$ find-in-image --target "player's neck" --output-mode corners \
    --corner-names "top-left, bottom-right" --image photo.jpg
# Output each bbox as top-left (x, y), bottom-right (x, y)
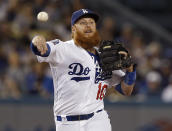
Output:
top-left (87, 48), bottom-right (96, 54)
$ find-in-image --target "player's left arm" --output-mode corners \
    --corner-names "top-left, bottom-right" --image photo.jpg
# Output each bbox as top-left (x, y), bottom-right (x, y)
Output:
top-left (115, 65), bottom-right (136, 96)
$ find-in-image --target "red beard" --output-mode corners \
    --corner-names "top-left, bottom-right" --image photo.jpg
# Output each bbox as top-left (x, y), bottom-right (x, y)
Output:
top-left (73, 29), bottom-right (101, 50)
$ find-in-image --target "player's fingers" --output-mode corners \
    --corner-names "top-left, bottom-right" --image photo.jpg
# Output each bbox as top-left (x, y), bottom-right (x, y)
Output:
top-left (32, 38), bottom-right (37, 46)
top-left (32, 35), bottom-right (47, 55)
top-left (118, 51), bottom-right (128, 56)
top-left (36, 44), bottom-right (41, 51)
top-left (41, 44), bottom-right (48, 55)
top-left (37, 45), bottom-right (44, 55)
top-left (40, 45), bottom-right (46, 55)
top-left (43, 44), bottom-right (48, 52)
top-left (32, 37), bottom-right (41, 46)
top-left (118, 51), bottom-right (128, 59)
top-left (32, 35), bottom-right (46, 46)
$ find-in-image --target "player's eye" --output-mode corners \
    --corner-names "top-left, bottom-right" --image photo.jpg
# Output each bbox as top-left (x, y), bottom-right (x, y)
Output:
top-left (90, 21), bottom-right (94, 24)
top-left (79, 21), bottom-right (94, 26)
top-left (79, 21), bottom-right (87, 25)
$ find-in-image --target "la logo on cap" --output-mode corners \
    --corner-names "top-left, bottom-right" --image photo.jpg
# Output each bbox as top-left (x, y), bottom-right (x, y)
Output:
top-left (82, 9), bottom-right (88, 14)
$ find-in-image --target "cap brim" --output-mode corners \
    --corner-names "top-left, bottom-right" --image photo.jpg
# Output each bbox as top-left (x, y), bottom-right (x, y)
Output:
top-left (75, 13), bottom-right (99, 24)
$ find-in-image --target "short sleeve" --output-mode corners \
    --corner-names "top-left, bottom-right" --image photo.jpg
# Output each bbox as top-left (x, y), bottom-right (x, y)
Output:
top-left (37, 39), bottom-right (63, 64)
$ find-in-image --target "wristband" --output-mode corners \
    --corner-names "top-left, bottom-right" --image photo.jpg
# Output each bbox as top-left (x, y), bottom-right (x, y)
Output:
top-left (124, 70), bottom-right (136, 85)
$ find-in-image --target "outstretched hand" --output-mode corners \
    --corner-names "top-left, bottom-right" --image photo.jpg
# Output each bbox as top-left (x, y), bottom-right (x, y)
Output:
top-left (32, 35), bottom-right (48, 55)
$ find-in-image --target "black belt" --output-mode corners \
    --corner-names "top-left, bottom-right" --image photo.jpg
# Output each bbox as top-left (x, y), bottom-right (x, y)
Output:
top-left (57, 109), bottom-right (103, 121)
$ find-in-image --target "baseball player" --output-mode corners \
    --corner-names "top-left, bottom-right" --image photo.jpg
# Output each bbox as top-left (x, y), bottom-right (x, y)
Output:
top-left (30, 9), bottom-right (136, 131)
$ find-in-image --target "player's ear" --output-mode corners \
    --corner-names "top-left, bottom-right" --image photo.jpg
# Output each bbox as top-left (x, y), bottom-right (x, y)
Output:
top-left (72, 26), bottom-right (75, 33)
top-left (71, 26), bottom-right (76, 38)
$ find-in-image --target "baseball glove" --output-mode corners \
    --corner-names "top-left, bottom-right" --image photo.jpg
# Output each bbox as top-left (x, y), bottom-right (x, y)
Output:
top-left (99, 40), bottom-right (133, 79)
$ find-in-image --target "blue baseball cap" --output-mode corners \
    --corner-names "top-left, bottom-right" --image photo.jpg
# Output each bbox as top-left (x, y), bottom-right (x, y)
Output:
top-left (71, 9), bottom-right (99, 26)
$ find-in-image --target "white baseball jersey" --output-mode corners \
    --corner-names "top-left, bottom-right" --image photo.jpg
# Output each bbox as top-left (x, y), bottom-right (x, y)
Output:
top-left (37, 39), bottom-right (125, 116)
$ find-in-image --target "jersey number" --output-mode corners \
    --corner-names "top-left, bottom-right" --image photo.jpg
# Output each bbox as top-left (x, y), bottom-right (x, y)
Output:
top-left (96, 83), bottom-right (107, 100)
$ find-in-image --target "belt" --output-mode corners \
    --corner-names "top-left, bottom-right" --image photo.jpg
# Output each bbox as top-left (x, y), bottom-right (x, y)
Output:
top-left (57, 109), bottom-right (103, 121)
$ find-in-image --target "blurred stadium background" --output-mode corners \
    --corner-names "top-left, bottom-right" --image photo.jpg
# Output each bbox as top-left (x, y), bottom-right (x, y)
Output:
top-left (0, 0), bottom-right (172, 130)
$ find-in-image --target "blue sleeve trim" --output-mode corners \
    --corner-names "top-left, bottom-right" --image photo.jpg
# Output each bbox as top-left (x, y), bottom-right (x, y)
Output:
top-left (30, 42), bottom-right (51, 57)
top-left (115, 84), bottom-right (124, 95)
top-left (124, 70), bottom-right (136, 85)
top-left (30, 42), bottom-right (40, 55)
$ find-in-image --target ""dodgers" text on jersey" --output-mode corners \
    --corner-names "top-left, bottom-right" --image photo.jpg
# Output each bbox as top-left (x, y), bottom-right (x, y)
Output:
top-left (68, 63), bottom-right (91, 82)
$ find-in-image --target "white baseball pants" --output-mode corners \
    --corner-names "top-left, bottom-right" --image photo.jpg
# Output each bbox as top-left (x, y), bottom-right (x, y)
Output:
top-left (54, 110), bottom-right (112, 131)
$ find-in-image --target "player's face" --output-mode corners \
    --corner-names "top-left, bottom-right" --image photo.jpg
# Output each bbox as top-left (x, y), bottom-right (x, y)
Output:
top-left (74, 17), bottom-right (96, 37)
top-left (72, 17), bottom-right (101, 50)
